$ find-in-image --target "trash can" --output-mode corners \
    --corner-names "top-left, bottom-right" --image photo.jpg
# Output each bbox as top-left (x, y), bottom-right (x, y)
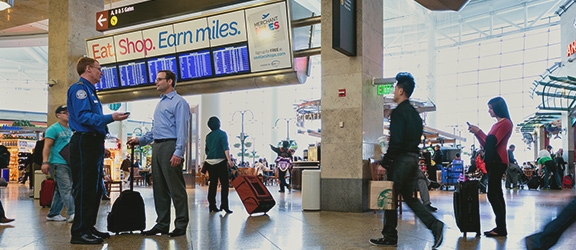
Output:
top-left (302, 169), bottom-right (321, 210)
top-left (34, 170), bottom-right (47, 199)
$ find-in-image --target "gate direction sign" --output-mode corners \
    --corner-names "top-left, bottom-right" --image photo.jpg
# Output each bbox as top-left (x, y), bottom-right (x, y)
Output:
top-left (95, 0), bottom-right (252, 32)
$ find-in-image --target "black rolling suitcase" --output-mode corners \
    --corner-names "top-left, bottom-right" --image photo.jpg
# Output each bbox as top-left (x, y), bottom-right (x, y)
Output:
top-left (107, 145), bottom-right (146, 234)
top-left (453, 180), bottom-right (480, 237)
top-left (231, 175), bottom-right (275, 215)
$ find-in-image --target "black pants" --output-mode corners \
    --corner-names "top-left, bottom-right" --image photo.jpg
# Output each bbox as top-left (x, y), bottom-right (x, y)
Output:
top-left (382, 153), bottom-right (442, 241)
top-left (0, 200), bottom-right (5, 219)
top-left (487, 162), bottom-right (507, 234)
top-left (427, 164), bottom-right (438, 182)
top-left (70, 132), bottom-right (105, 237)
top-left (279, 169), bottom-right (289, 192)
top-left (207, 161), bottom-right (230, 209)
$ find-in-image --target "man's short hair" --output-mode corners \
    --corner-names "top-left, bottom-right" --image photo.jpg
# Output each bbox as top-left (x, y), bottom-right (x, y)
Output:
top-left (77, 57), bottom-right (97, 76)
top-left (159, 70), bottom-right (177, 88)
top-left (546, 145), bottom-right (552, 149)
top-left (395, 72), bottom-right (415, 98)
top-left (509, 145), bottom-right (515, 149)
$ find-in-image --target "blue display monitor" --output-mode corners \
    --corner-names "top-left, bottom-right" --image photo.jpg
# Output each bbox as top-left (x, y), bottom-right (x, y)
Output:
top-left (212, 44), bottom-right (250, 76)
top-left (119, 60), bottom-right (148, 87)
top-left (96, 65), bottom-right (119, 90)
top-left (147, 56), bottom-right (178, 83)
top-left (179, 50), bottom-right (212, 80)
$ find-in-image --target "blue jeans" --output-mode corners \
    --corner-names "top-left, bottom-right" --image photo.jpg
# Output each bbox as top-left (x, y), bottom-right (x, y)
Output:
top-left (47, 163), bottom-right (75, 217)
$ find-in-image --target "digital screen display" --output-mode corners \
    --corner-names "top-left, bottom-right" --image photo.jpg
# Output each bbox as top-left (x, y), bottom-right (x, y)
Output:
top-left (212, 44), bottom-right (250, 76)
top-left (147, 56), bottom-right (178, 83)
top-left (95, 65), bottom-right (119, 90)
top-left (119, 60), bottom-right (148, 87)
top-left (179, 50), bottom-right (212, 80)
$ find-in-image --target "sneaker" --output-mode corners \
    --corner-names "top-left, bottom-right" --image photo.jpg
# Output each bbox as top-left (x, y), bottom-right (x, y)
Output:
top-left (67, 214), bottom-right (75, 223)
top-left (47, 214), bottom-right (67, 222)
top-left (369, 237), bottom-right (397, 246)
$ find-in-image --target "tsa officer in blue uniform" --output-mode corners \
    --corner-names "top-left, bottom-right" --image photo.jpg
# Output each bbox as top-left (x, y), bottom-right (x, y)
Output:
top-left (67, 57), bottom-right (129, 245)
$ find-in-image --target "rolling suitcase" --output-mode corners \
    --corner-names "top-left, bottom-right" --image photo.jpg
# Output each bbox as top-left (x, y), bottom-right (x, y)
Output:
top-left (453, 180), bottom-right (480, 237)
top-left (232, 175), bottom-right (275, 215)
top-left (107, 145), bottom-right (146, 234)
top-left (40, 179), bottom-right (56, 207)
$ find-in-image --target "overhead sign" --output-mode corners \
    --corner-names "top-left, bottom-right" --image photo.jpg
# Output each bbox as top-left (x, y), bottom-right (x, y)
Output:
top-left (86, 1), bottom-right (293, 91)
top-left (95, 0), bottom-right (253, 32)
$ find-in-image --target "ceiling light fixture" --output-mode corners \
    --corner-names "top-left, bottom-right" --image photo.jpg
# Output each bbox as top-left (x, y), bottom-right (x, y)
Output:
top-left (0, 0), bottom-right (14, 11)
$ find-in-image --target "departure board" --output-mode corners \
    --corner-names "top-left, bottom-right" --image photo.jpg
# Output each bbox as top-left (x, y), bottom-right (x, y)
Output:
top-left (119, 60), bottom-right (148, 87)
top-left (179, 50), bottom-right (212, 80)
top-left (212, 45), bottom-right (250, 76)
top-left (96, 65), bottom-right (119, 90)
top-left (147, 56), bottom-right (178, 83)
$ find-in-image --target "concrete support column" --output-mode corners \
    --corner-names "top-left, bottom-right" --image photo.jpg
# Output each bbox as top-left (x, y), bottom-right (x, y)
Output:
top-left (200, 93), bottom-right (221, 162)
top-left (320, 0), bottom-right (383, 212)
top-left (48, 0), bottom-right (104, 125)
top-left (565, 112), bottom-right (575, 175)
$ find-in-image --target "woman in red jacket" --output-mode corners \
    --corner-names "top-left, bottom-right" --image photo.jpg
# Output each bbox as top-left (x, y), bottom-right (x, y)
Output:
top-left (468, 97), bottom-right (513, 237)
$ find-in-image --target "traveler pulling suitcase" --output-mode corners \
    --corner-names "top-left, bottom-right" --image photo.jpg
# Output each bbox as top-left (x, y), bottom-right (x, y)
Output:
top-left (107, 145), bottom-right (146, 234)
top-left (232, 175), bottom-right (275, 215)
top-left (453, 180), bottom-right (480, 237)
top-left (40, 179), bottom-right (56, 207)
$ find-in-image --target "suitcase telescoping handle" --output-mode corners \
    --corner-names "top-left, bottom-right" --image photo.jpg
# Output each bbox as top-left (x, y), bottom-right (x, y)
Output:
top-left (130, 144), bottom-right (135, 191)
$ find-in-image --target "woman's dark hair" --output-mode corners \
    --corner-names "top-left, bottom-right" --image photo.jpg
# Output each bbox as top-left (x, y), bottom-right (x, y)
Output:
top-left (488, 97), bottom-right (511, 121)
top-left (207, 116), bottom-right (220, 131)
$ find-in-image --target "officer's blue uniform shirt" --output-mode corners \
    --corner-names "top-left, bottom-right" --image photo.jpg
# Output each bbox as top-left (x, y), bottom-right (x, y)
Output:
top-left (67, 77), bottom-right (114, 135)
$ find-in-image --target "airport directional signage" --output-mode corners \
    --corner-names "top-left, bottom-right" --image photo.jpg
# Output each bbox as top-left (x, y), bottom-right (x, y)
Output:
top-left (96, 0), bottom-right (252, 32)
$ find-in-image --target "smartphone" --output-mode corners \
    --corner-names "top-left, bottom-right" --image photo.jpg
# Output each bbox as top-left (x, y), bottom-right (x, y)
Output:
top-left (124, 112), bottom-right (130, 115)
top-left (466, 122), bottom-right (471, 126)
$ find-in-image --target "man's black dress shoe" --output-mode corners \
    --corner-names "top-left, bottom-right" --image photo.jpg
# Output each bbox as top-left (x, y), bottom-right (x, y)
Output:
top-left (369, 237), bottom-right (397, 246)
top-left (432, 221), bottom-right (444, 249)
top-left (142, 226), bottom-right (169, 236)
top-left (70, 234), bottom-right (103, 244)
top-left (168, 228), bottom-right (186, 237)
top-left (91, 228), bottom-right (110, 239)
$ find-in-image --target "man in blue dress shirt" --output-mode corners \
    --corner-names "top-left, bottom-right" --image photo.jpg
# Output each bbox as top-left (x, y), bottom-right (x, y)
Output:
top-left (128, 70), bottom-right (191, 238)
top-left (67, 57), bottom-right (129, 244)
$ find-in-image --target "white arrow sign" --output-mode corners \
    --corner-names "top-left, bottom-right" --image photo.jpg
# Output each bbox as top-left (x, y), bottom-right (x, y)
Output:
top-left (98, 14), bottom-right (107, 27)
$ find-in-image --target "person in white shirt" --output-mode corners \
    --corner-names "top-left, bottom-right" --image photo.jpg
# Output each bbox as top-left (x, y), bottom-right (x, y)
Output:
top-left (254, 159), bottom-right (270, 183)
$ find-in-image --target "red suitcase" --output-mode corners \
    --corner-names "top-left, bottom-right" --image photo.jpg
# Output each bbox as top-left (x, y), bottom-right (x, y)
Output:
top-left (40, 179), bottom-right (56, 207)
top-left (231, 175), bottom-right (275, 215)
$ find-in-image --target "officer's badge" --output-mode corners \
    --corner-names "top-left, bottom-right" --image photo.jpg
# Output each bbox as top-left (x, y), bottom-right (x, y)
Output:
top-left (76, 90), bottom-right (87, 100)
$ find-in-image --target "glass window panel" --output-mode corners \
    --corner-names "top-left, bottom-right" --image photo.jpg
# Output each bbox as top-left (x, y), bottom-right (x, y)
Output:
top-left (479, 41), bottom-right (501, 56)
top-left (501, 37), bottom-right (525, 53)
top-left (478, 68), bottom-right (500, 83)
top-left (459, 44), bottom-right (480, 60)
top-left (501, 64), bottom-right (524, 80)
top-left (524, 61), bottom-right (548, 78)
top-left (501, 51), bottom-right (524, 66)
top-left (457, 84), bottom-right (479, 99)
top-left (459, 58), bottom-right (479, 72)
top-left (525, 33), bottom-right (549, 49)
top-left (524, 47), bottom-right (549, 63)
top-left (478, 81), bottom-right (500, 97)
top-left (458, 71), bottom-right (478, 85)
top-left (479, 54), bottom-right (501, 70)
top-left (500, 79), bottom-right (523, 95)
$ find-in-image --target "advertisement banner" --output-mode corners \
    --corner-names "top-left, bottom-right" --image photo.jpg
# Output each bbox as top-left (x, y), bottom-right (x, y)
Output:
top-left (206, 10), bottom-right (248, 47)
top-left (114, 31), bottom-right (147, 62)
top-left (244, 2), bottom-right (292, 72)
top-left (87, 37), bottom-right (117, 65)
top-left (173, 18), bottom-right (211, 52)
top-left (142, 25), bottom-right (177, 58)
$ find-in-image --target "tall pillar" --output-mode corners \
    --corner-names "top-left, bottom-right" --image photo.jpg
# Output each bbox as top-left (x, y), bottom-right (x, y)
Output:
top-left (563, 112), bottom-right (575, 175)
top-left (321, 0), bottom-right (383, 212)
top-left (200, 94), bottom-right (221, 163)
top-left (48, 0), bottom-right (104, 125)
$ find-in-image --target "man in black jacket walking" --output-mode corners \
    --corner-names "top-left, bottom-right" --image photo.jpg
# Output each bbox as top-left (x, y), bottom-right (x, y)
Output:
top-left (370, 72), bottom-right (444, 249)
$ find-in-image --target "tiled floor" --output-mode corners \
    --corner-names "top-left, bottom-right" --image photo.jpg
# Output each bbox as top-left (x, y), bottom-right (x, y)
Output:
top-left (0, 181), bottom-right (575, 249)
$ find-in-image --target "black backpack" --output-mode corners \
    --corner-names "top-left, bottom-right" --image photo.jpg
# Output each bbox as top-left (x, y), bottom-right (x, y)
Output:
top-left (0, 145), bottom-right (10, 169)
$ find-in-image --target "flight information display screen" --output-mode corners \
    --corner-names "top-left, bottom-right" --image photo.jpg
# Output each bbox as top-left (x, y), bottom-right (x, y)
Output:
top-left (179, 50), bottom-right (212, 80)
top-left (119, 60), bottom-right (148, 87)
top-left (212, 44), bottom-right (250, 76)
top-left (95, 65), bottom-right (119, 90)
top-left (147, 56), bottom-right (178, 83)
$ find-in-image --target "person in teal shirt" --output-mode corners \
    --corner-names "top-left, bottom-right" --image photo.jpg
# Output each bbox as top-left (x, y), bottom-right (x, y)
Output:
top-left (41, 105), bottom-right (75, 223)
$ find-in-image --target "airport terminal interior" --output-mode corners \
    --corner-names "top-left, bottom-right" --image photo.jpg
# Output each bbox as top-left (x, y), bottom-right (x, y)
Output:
top-left (1, 0), bottom-right (576, 249)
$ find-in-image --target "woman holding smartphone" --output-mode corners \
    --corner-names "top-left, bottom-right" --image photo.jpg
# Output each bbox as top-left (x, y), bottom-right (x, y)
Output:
top-left (468, 97), bottom-right (513, 237)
